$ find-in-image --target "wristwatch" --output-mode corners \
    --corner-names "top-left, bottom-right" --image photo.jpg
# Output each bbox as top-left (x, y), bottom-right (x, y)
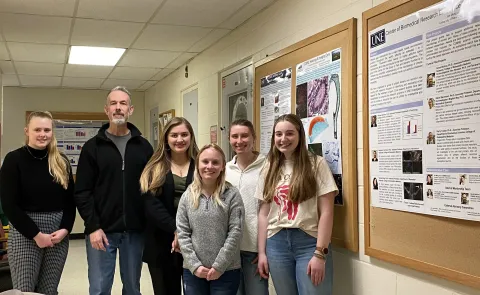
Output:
top-left (316, 246), bottom-right (329, 255)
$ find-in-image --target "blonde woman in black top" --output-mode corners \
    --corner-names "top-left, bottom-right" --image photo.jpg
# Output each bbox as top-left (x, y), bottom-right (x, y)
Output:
top-left (0, 111), bottom-right (75, 294)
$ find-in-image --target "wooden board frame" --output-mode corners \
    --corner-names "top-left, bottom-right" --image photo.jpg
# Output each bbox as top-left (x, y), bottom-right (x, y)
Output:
top-left (254, 19), bottom-right (358, 252)
top-left (26, 111), bottom-right (107, 122)
top-left (363, 0), bottom-right (480, 289)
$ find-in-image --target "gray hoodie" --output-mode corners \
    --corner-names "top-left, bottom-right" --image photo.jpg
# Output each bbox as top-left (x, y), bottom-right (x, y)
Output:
top-left (176, 184), bottom-right (245, 274)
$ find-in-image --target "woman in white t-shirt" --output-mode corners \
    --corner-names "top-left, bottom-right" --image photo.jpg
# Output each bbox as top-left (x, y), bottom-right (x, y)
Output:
top-left (256, 114), bottom-right (338, 295)
top-left (225, 119), bottom-right (269, 295)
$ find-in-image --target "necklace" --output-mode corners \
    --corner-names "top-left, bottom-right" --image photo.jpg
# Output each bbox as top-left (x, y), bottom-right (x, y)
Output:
top-left (171, 161), bottom-right (189, 177)
top-left (24, 146), bottom-right (48, 160)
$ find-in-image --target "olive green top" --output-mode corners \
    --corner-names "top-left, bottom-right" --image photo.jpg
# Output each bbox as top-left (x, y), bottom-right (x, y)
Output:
top-left (173, 174), bottom-right (187, 209)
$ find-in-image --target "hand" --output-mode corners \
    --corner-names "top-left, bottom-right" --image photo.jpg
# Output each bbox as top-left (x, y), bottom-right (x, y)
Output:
top-left (171, 232), bottom-right (181, 253)
top-left (89, 229), bottom-right (109, 251)
top-left (33, 232), bottom-right (53, 248)
top-left (257, 253), bottom-right (269, 279)
top-left (194, 266), bottom-right (210, 279)
top-left (252, 255), bottom-right (260, 276)
top-left (51, 229), bottom-right (69, 244)
top-left (307, 256), bottom-right (326, 286)
top-left (206, 268), bottom-right (221, 281)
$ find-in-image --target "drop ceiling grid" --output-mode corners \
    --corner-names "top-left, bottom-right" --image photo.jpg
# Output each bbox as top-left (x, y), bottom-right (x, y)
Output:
top-left (0, 0), bottom-right (276, 90)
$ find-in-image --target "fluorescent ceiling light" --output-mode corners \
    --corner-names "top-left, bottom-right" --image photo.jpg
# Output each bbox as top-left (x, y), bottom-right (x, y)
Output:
top-left (68, 46), bottom-right (126, 66)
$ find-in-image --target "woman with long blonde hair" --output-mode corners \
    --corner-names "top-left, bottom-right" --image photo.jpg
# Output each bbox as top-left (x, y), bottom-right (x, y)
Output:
top-left (176, 144), bottom-right (245, 295)
top-left (0, 111), bottom-right (75, 294)
top-left (256, 114), bottom-right (338, 295)
top-left (140, 117), bottom-right (198, 295)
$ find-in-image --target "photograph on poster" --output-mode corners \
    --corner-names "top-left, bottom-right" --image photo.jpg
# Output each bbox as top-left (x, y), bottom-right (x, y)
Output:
top-left (229, 91), bottom-right (249, 122)
top-left (459, 174), bottom-right (467, 185)
top-left (426, 131), bottom-right (436, 144)
top-left (402, 150), bottom-right (423, 174)
top-left (373, 178), bottom-right (378, 190)
top-left (296, 83), bottom-right (308, 118)
top-left (426, 73), bottom-right (435, 88)
top-left (372, 150), bottom-right (378, 162)
top-left (427, 189), bottom-right (433, 198)
top-left (461, 193), bottom-right (469, 205)
top-left (308, 143), bottom-right (323, 156)
top-left (427, 98), bottom-right (435, 109)
top-left (371, 115), bottom-right (377, 127)
top-left (307, 76), bottom-right (329, 116)
top-left (403, 182), bottom-right (423, 201)
top-left (426, 174), bottom-right (433, 185)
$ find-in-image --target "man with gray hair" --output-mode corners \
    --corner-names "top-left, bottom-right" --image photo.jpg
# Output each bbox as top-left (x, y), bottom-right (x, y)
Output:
top-left (75, 86), bottom-right (153, 295)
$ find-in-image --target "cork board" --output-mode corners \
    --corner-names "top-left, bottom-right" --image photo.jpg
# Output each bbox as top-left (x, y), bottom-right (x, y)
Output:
top-left (254, 19), bottom-right (358, 252)
top-left (363, 0), bottom-right (480, 289)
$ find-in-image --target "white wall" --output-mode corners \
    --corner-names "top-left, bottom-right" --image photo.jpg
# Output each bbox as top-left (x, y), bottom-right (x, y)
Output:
top-left (3, 87), bottom-right (145, 159)
top-left (144, 0), bottom-right (479, 294)
top-left (2, 86), bottom-right (146, 234)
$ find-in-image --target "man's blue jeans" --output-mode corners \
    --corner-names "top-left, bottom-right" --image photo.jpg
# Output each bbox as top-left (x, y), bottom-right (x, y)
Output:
top-left (266, 229), bottom-right (333, 295)
top-left (86, 231), bottom-right (144, 295)
top-left (236, 251), bottom-right (269, 295)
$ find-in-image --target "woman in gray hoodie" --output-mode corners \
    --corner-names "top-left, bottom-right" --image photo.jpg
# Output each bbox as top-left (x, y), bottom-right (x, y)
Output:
top-left (176, 143), bottom-right (245, 295)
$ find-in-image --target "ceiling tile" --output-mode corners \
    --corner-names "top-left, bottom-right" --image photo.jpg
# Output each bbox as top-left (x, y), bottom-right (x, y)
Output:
top-left (0, 13), bottom-right (71, 44)
top-left (133, 24), bottom-right (211, 51)
top-left (219, 0), bottom-right (274, 29)
top-left (77, 0), bottom-right (163, 22)
top-left (1, 74), bottom-right (19, 86)
top-left (152, 0), bottom-right (249, 27)
top-left (62, 77), bottom-right (105, 88)
top-left (189, 29), bottom-right (230, 52)
top-left (0, 0), bottom-right (76, 16)
top-left (166, 52), bottom-right (197, 70)
top-left (15, 61), bottom-right (64, 76)
top-left (0, 42), bottom-right (10, 60)
top-left (110, 67), bottom-right (159, 80)
top-left (19, 75), bottom-right (61, 87)
top-left (8, 42), bottom-right (67, 63)
top-left (0, 61), bottom-right (15, 74)
top-left (102, 79), bottom-right (145, 90)
top-left (151, 68), bottom-right (175, 80)
top-left (119, 50), bottom-right (180, 68)
top-left (71, 19), bottom-right (144, 48)
top-left (64, 64), bottom-right (113, 78)
top-left (138, 80), bottom-right (157, 90)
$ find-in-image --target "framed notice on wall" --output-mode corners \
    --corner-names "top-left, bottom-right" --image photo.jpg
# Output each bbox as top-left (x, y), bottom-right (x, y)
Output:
top-left (363, 0), bottom-right (480, 289)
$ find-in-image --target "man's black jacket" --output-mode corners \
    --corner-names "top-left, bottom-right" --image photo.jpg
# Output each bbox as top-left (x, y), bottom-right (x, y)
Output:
top-left (74, 123), bottom-right (153, 234)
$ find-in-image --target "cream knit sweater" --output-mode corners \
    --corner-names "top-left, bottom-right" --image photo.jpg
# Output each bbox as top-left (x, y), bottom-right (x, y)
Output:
top-left (225, 153), bottom-right (266, 253)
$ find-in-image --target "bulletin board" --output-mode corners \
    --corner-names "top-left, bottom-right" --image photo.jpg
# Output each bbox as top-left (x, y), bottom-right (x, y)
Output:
top-left (26, 111), bottom-right (108, 175)
top-left (363, 0), bottom-right (480, 289)
top-left (254, 19), bottom-right (358, 252)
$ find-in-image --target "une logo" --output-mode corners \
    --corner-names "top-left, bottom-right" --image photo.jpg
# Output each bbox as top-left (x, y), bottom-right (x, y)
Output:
top-left (370, 29), bottom-right (386, 48)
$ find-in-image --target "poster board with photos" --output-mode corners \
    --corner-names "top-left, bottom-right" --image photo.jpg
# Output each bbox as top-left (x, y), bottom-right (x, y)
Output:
top-left (363, 0), bottom-right (480, 289)
top-left (26, 111), bottom-right (108, 176)
top-left (157, 109), bottom-right (175, 139)
top-left (254, 19), bottom-right (358, 252)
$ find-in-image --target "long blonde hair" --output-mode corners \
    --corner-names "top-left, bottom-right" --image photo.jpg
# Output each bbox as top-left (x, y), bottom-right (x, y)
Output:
top-left (140, 117), bottom-right (198, 194)
top-left (262, 114), bottom-right (317, 203)
top-left (25, 111), bottom-right (70, 189)
top-left (188, 144), bottom-right (229, 209)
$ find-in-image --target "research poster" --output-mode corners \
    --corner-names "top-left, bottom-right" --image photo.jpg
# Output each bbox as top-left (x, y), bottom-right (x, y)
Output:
top-left (296, 48), bottom-right (343, 205)
top-left (368, 1), bottom-right (480, 221)
top-left (259, 68), bottom-right (292, 154)
top-left (55, 121), bottom-right (104, 174)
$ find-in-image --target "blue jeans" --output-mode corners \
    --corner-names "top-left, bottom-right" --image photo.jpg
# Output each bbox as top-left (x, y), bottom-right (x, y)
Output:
top-left (236, 251), bottom-right (269, 295)
top-left (266, 229), bottom-right (333, 295)
top-left (183, 268), bottom-right (241, 295)
top-left (86, 232), bottom-right (144, 295)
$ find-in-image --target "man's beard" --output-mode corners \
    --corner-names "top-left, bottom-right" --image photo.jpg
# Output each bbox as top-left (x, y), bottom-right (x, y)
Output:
top-left (112, 117), bottom-right (126, 125)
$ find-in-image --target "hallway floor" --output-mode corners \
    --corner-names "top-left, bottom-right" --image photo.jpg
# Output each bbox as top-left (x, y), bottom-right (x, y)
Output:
top-left (58, 239), bottom-right (154, 294)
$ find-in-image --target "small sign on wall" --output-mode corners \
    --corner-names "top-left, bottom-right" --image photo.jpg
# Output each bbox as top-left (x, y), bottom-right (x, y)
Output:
top-left (210, 125), bottom-right (217, 144)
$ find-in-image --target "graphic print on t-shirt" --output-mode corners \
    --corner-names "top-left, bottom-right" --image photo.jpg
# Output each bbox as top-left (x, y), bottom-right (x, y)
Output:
top-left (273, 185), bottom-right (299, 221)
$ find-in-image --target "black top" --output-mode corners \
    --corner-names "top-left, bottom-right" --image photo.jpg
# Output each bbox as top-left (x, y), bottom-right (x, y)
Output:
top-left (0, 145), bottom-right (76, 239)
top-left (74, 123), bottom-right (153, 235)
top-left (142, 159), bottom-right (195, 266)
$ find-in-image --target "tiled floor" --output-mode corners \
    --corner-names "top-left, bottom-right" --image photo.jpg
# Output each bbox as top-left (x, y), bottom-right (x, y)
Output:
top-left (58, 239), bottom-right (154, 294)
